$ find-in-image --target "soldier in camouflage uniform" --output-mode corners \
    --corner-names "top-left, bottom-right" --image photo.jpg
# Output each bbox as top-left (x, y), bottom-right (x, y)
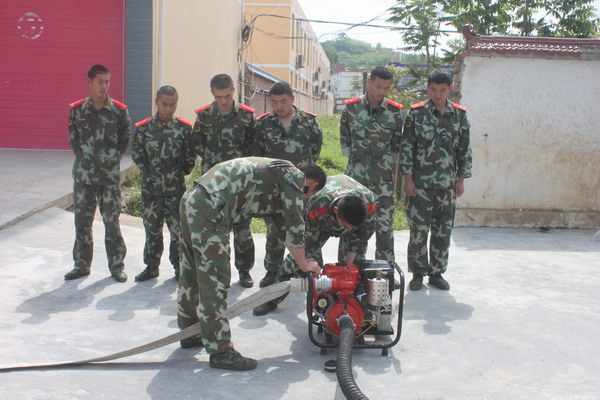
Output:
top-left (193, 74), bottom-right (256, 288)
top-left (254, 167), bottom-right (378, 316)
top-left (177, 157), bottom-right (321, 370)
top-left (400, 70), bottom-right (472, 291)
top-left (65, 64), bottom-right (131, 282)
top-left (340, 66), bottom-right (404, 263)
top-left (254, 81), bottom-right (322, 287)
top-left (132, 86), bottom-right (196, 282)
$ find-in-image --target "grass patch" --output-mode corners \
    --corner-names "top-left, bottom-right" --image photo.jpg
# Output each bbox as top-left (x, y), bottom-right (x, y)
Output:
top-left (122, 115), bottom-right (408, 231)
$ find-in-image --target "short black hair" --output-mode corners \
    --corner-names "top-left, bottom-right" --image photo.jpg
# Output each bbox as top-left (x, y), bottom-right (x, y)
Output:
top-left (88, 64), bottom-right (110, 80)
top-left (210, 74), bottom-right (234, 90)
top-left (337, 195), bottom-right (367, 227)
top-left (156, 85), bottom-right (178, 98)
top-left (269, 81), bottom-right (294, 97)
top-left (427, 70), bottom-right (452, 86)
top-left (370, 66), bottom-right (393, 81)
top-left (300, 164), bottom-right (326, 191)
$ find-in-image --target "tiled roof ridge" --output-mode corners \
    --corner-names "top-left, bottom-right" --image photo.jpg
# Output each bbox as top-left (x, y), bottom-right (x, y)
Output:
top-left (461, 25), bottom-right (600, 57)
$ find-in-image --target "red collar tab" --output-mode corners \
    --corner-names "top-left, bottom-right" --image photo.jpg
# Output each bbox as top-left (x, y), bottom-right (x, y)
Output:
top-left (256, 112), bottom-right (270, 121)
top-left (410, 101), bottom-right (427, 109)
top-left (239, 104), bottom-right (255, 113)
top-left (344, 97), bottom-right (361, 105)
top-left (451, 102), bottom-right (467, 111)
top-left (69, 99), bottom-right (85, 108)
top-left (366, 203), bottom-right (378, 213)
top-left (307, 207), bottom-right (329, 220)
top-left (386, 99), bottom-right (404, 109)
top-left (303, 110), bottom-right (318, 117)
top-left (134, 117), bottom-right (152, 127)
top-left (177, 116), bottom-right (193, 126)
top-left (195, 104), bottom-right (211, 114)
top-left (112, 99), bottom-right (127, 110)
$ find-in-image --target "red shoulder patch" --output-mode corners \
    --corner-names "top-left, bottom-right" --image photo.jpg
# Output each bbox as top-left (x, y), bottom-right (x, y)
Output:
top-left (307, 207), bottom-right (329, 220)
top-left (256, 112), bottom-right (270, 121)
top-left (69, 99), bottom-right (85, 108)
top-left (410, 101), bottom-right (427, 109)
top-left (239, 104), bottom-right (255, 113)
top-left (386, 99), bottom-right (404, 109)
top-left (451, 102), bottom-right (467, 111)
top-left (134, 117), bottom-right (152, 128)
top-left (195, 104), bottom-right (211, 114)
top-left (303, 110), bottom-right (318, 117)
top-left (366, 203), bottom-right (378, 213)
top-left (112, 100), bottom-right (127, 110)
top-left (344, 97), bottom-right (361, 105)
top-left (177, 116), bottom-right (193, 126)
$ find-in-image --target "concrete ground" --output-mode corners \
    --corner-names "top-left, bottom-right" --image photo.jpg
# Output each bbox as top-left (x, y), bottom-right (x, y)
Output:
top-left (0, 150), bottom-right (599, 400)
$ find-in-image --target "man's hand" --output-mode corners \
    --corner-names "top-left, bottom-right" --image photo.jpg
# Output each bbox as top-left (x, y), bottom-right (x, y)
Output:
top-left (300, 258), bottom-right (321, 277)
top-left (403, 174), bottom-right (416, 197)
top-left (288, 248), bottom-right (321, 277)
top-left (456, 177), bottom-right (465, 197)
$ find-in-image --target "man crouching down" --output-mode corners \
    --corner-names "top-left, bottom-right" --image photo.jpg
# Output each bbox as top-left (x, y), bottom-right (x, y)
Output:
top-left (253, 167), bottom-right (377, 316)
top-left (177, 157), bottom-right (321, 371)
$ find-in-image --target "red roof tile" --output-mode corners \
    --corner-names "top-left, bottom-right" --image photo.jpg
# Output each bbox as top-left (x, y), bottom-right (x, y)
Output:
top-left (461, 25), bottom-right (600, 57)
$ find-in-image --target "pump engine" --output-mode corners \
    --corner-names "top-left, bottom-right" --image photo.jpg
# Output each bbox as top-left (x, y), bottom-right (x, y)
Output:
top-left (304, 260), bottom-right (404, 356)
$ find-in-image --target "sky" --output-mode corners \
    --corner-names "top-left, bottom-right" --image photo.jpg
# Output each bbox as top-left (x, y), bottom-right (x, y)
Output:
top-left (297, 0), bottom-right (600, 50)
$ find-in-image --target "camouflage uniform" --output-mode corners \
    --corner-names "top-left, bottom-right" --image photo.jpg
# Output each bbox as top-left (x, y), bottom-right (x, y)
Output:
top-left (340, 95), bottom-right (404, 262)
top-left (67, 96), bottom-right (131, 274)
top-left (192, 102), bottom-right (256, 273)
top-left (277, 174), bottom-right (377, 284)
top-left (400, 99), bottom-right (472, 276)
top-left (132, 114), bottom-right (196, 275)
top-left (254, 107), bottom-right (322, 274)
top-left (177, 157), bottom-right (306, 354)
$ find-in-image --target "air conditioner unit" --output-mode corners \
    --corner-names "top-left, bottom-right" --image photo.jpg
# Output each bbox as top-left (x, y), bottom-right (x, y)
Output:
top-left (296, 54), bottom-right (305, 68)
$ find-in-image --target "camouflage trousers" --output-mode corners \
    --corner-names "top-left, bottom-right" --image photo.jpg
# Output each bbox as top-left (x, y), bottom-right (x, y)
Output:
top-left (202, 165), bottom-right (254, 272)
top-left (141, 189), bottom-right (182, 270)
top-left (72, 182), bottom-right (126, 271)
top-left (370, 184), bottom-right (395, 263)
top-left (406, 187), bottom-right (456, 275)
top-left (263, 217), bottom-right (285, 273)
top-left (232, 218), bottom-right (255, 272)
top-left (267, 229), bottom-right (367, 307)
top-left (177, 185), bottom-right (234, 354)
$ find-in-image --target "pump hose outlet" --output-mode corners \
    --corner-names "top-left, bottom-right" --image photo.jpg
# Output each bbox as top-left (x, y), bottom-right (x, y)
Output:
top-left (336, 314), bottom-right (369, 400)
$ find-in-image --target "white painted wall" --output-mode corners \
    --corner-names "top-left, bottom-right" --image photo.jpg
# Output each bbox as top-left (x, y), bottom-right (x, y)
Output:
top-left (457, 55), bottom-right (600, 228)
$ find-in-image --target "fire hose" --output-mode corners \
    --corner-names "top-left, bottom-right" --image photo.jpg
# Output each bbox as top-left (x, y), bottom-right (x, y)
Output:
top-left (337, 315), bottom-right (369, 400)
top-left (0, 280), bottom-right (292, 372)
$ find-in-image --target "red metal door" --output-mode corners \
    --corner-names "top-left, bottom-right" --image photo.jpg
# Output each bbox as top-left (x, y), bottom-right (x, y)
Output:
top-left (0, 0), bottom-right (125, 150)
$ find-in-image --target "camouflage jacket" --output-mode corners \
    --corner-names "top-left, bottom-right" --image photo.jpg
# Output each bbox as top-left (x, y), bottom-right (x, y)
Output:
top-left (400, 99), bottom-right (472, 189)
top-left (192, 101), bottom-right (256, 174)
top-left (132, 114), bottom-right (196, 196)
top-left (253, 106), bottom-right (322, 168)
top-left (305, 175), bottom-right (377, 255)
top-left (340, 95), bottom-right (404, 188)
top-left (68, 96), bottom-right (131, 185)
top-left (196, 157), bottom-right (306, 248)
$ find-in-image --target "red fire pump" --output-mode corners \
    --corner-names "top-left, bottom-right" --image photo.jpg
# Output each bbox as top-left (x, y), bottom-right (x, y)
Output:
top-left (305, 260), bottom-right (404, 356)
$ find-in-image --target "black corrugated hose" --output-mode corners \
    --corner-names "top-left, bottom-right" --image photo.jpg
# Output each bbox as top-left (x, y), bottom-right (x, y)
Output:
top-left (336, 315), bottom-right (369, 400)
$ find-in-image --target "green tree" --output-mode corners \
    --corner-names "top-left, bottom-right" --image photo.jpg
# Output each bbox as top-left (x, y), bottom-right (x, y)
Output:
top-left (437, 0), bottom-right (599, 37)
top-left (388, 0), bottom-right (447, 65)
